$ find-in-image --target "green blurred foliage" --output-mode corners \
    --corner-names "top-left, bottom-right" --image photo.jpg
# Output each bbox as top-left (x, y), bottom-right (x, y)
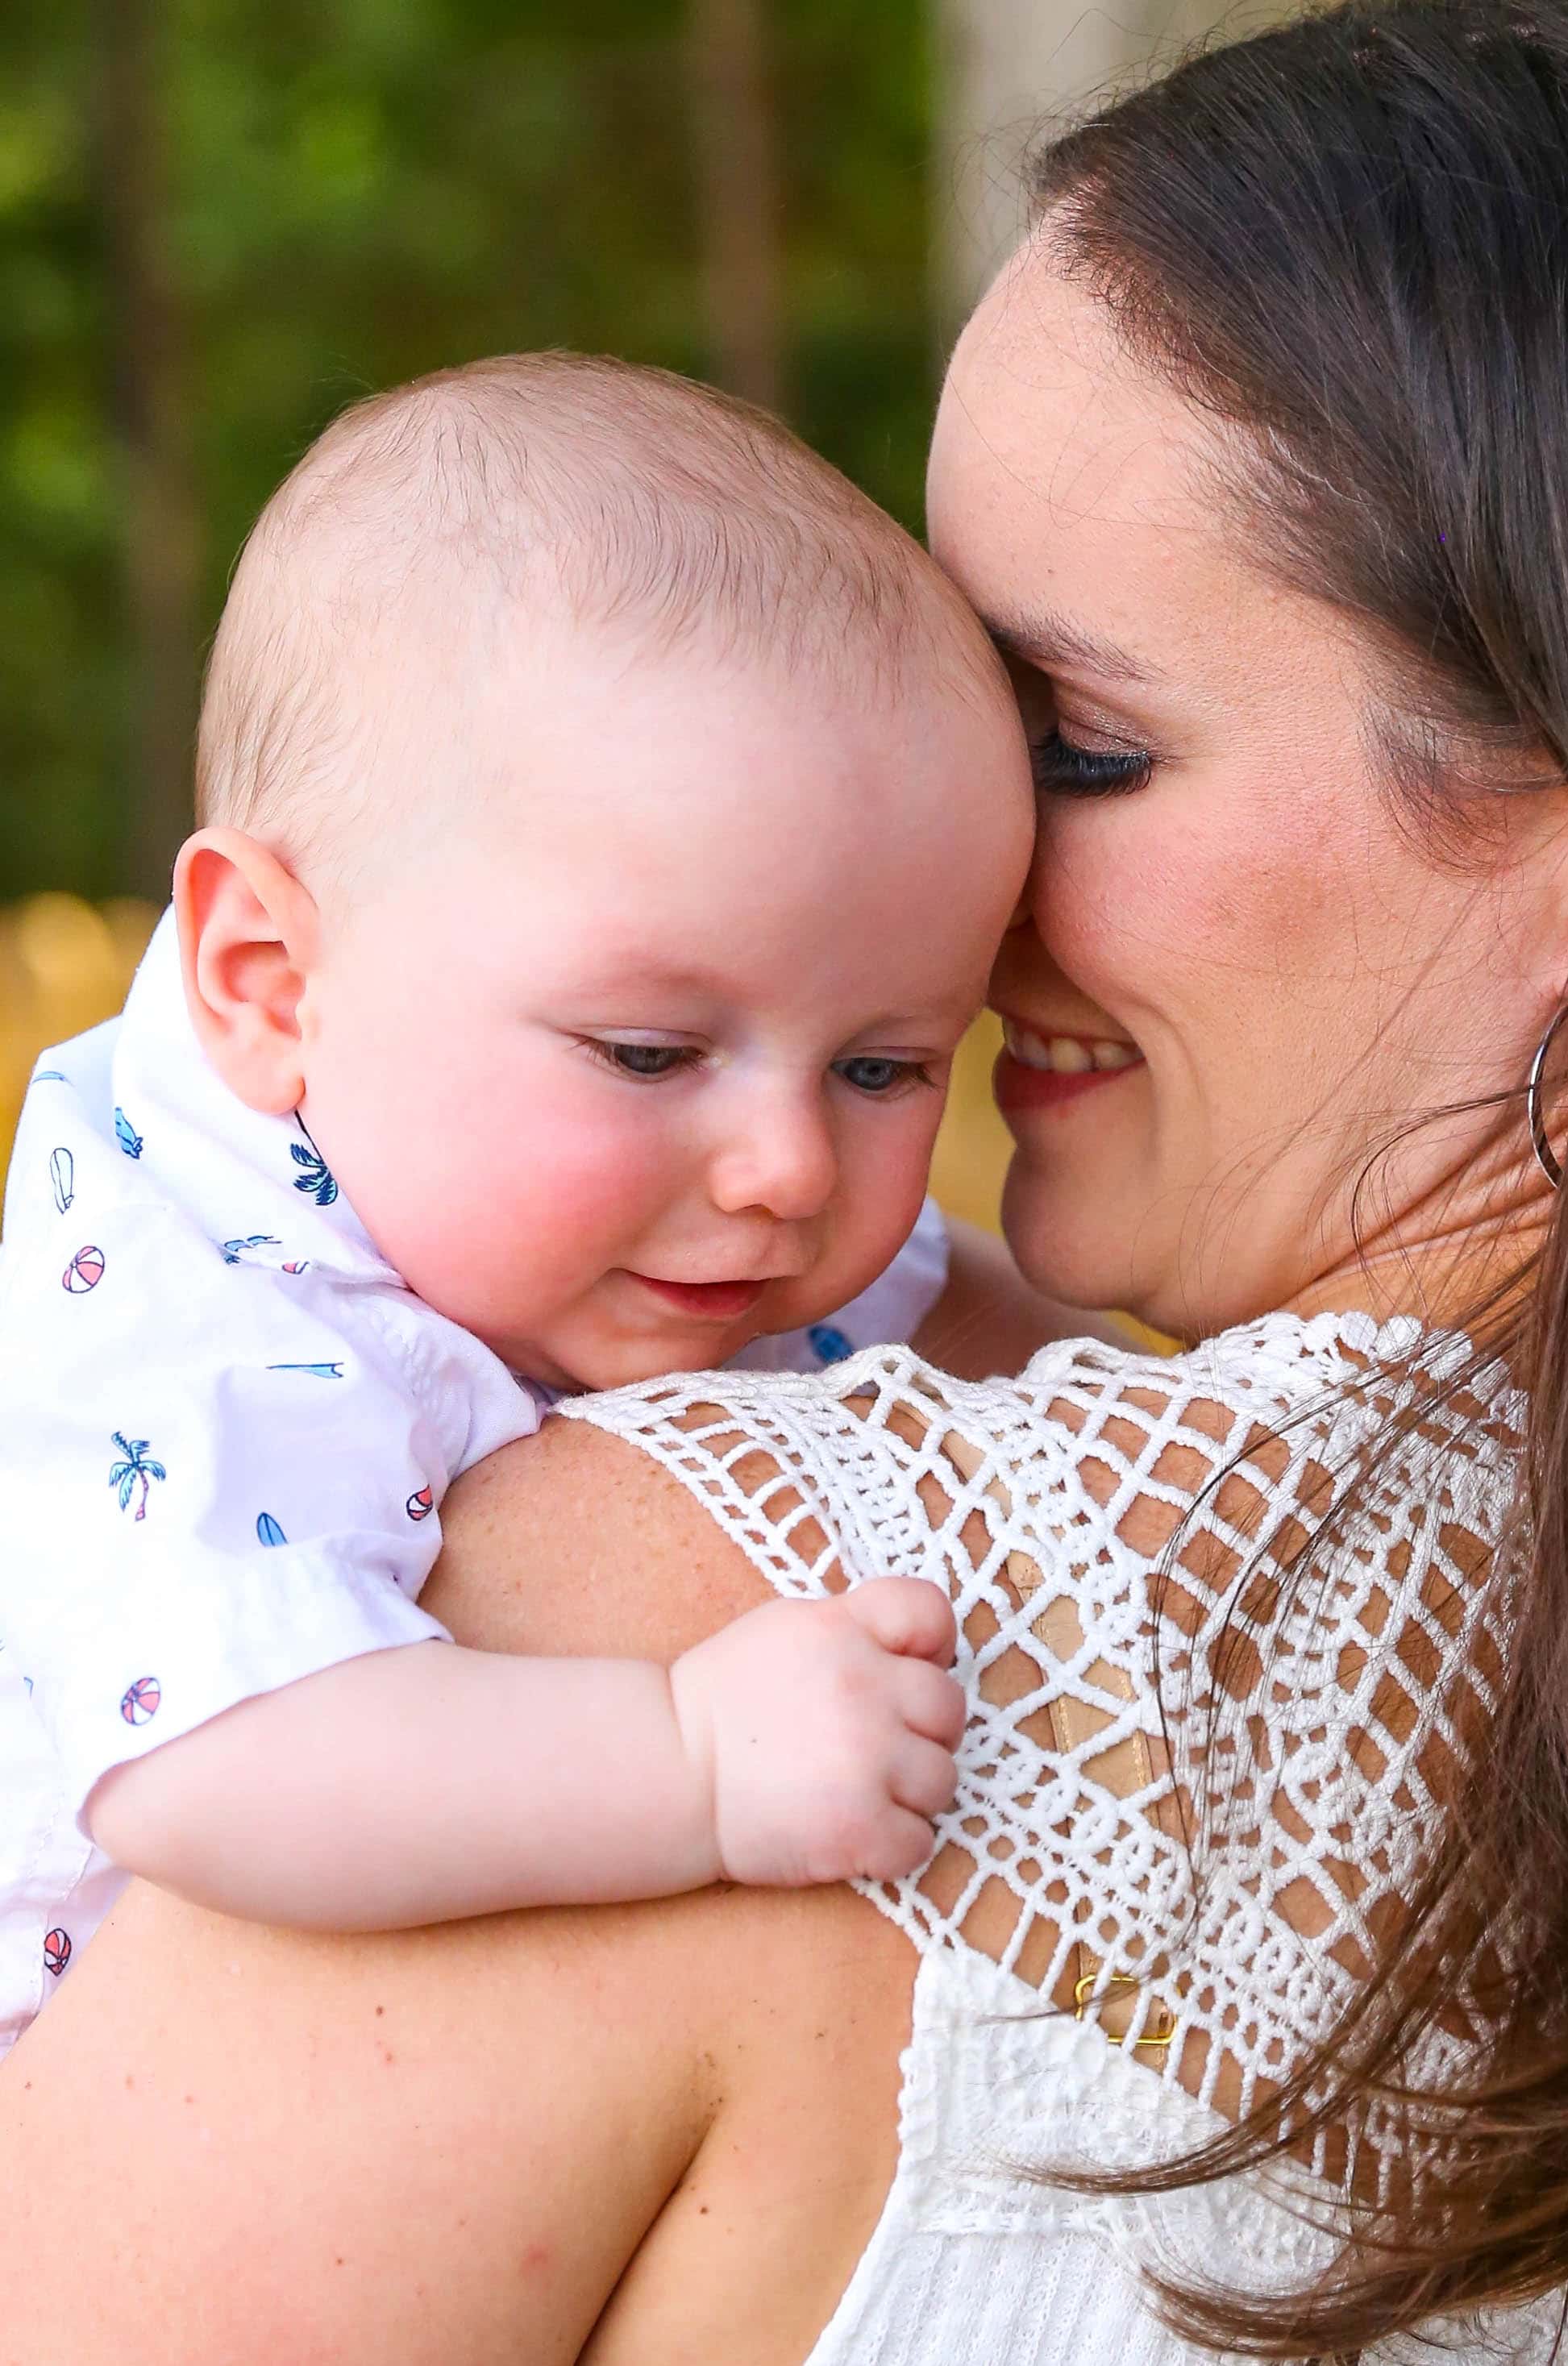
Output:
top-left (0, 0), bottom-right (934, 901)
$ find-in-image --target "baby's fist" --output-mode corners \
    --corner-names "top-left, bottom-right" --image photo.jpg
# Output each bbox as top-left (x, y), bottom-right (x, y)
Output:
top-left (670, 1577), bottom-right (965, 1889)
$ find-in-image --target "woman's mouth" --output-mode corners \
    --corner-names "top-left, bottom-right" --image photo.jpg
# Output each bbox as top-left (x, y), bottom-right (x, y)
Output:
top-left (994, 1021), bottom-right (1144, 1114)
top-left (626, 1274), bottom-right (767, 1321)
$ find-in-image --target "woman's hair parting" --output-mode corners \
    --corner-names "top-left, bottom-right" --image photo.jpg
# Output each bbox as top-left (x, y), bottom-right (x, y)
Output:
top-left (1029, 1), bottom-right (1568, 2352)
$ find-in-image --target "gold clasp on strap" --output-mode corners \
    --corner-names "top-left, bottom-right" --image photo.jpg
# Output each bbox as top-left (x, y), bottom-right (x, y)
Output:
top-left (1073, 1970), bottom-right (1176, 2053)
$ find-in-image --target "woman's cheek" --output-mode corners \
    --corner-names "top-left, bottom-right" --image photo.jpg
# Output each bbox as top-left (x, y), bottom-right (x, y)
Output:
top-left (1038, 798), bottom-right (1289, 1023)
top-left (1037, 852), bottom-right (1188, 1020)
top-left (1033, 809), bottom-right (1174, 983)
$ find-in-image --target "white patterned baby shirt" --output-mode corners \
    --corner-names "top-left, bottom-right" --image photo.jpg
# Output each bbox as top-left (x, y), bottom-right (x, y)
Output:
top-left (0, 909), bottom-right (946, 2055)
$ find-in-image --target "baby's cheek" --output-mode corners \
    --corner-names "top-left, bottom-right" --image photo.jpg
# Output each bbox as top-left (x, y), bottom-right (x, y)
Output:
top-left (329, 1061), bottom-right (671, 1331)
top-left (504, 1112), bottom-right (673, 1272)
top-left (826, 1102), bottom-right (940, 1288)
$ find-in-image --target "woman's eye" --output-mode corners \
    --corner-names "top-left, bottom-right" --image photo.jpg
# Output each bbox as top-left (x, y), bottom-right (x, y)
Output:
top-left (1029, 729), bottom-right (1152, 798)
top-left (834, 1055), bottom-right (929, 1096)
top-left (589, 1042), bottom-right (694, 1079)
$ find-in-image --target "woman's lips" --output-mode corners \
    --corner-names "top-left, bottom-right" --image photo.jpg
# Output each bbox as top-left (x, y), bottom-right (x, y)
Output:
top-left (628, 1274), bottom-right (767, 1321)
top-left (994, 1020), bottom-right (1145, 1116)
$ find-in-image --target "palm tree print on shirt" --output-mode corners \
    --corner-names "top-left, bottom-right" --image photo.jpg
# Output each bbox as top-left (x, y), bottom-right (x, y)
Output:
top-left (109, 1432), bottom-right (166, 1521)
top-left (289, 1121), bottom-right (337, 1207)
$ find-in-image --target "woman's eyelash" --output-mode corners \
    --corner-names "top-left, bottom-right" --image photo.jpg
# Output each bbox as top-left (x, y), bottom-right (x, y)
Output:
top-left (1029, 730), bottom-right (1152, 798)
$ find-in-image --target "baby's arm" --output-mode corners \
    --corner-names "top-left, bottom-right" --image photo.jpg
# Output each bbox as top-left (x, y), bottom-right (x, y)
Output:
top-left (87, 1576), bottom-right (963, 1927)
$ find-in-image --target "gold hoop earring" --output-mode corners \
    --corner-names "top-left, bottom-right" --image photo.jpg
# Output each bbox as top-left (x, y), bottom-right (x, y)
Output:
top-left (1527, 1000), bottom-right (1568, 1190)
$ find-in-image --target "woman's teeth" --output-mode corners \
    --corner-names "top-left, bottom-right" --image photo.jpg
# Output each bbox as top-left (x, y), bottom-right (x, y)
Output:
top-left (1002, 1023), bottom-right (1139, 1075)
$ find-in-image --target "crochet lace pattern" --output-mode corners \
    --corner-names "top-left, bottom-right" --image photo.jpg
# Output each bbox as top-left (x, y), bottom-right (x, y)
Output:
top-left (561, 1308), bottom-right (1526, 2196)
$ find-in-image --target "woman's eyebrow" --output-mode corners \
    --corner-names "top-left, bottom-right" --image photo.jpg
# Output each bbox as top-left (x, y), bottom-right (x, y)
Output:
top-left (982, 606), bottom-right (1159, 686)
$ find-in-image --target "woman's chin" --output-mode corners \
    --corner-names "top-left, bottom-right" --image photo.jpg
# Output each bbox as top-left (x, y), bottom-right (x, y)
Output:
top-left (1007, 1211), bottom-right (1140, 1324)
top-left (1001, 1173), bottom-right (1292, 1345)
top-left (999, 1162), bottom-right (1150, 1316)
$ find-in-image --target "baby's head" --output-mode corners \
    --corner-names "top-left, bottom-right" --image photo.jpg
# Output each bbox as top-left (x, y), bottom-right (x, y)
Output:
top-left (178, 355), bottom-right (1032, 1387)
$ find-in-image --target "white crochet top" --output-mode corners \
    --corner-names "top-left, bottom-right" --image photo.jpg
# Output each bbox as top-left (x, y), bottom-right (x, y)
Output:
top-left (561, 1309), bottom-right (1560, 2364)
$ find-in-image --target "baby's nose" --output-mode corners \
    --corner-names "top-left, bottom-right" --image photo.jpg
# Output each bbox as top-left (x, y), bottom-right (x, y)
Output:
top-left (707, 1097), bottom-right (837, 1223)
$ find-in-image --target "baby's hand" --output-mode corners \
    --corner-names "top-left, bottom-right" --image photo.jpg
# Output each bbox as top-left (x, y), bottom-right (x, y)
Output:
top-left (669, 1577), bottom-right (965, 1887)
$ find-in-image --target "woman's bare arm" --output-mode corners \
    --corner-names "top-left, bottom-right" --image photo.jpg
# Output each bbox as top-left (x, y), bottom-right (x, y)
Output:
top-left (0, 1420), bottom-right (913, 2366)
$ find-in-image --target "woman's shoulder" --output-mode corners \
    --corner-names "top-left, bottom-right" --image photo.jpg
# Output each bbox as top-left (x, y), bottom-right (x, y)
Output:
top-left (555, 1304), bottom-right (1505, 1597)
top-left (1017, 1301), bottom-right (1474, 1408)
top-left (550, 1304), bottom-right (1529, 2267)
top-left (565, 1302), bottom-right (1467, 1444)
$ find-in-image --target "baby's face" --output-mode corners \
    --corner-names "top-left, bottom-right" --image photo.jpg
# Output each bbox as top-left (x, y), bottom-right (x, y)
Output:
top-left (294, 630), bottom-right (1032, 1388)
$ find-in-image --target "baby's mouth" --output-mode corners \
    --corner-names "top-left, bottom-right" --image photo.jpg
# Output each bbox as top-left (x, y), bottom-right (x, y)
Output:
top-left (626, 1273), bottom-right (767, 1321)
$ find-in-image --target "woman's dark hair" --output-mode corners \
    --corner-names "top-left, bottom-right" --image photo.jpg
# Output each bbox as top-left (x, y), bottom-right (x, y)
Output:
top-left (1028, 1), bottom-right (1568, 2351)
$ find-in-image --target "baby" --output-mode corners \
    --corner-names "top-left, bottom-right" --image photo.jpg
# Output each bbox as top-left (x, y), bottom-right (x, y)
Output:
top-left (0, 355), bottom-right (1033, 2044)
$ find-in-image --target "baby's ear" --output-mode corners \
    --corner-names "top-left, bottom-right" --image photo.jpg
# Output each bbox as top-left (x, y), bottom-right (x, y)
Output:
top-left (173, 830), bottom-right (320, 1116)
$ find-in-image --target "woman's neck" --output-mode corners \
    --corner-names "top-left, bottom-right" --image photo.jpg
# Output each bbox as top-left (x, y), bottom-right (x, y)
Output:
top-left (1285, 1192), bottom-right (1551, 1340)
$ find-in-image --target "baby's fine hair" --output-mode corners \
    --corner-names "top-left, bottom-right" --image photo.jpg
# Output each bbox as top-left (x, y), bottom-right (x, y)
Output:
top-left (196, 351), bottom-right (1000, 859)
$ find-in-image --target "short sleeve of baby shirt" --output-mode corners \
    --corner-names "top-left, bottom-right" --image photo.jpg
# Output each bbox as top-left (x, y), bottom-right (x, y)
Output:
top-left (0, 956), bottom-right (542, 1830)
top-left (732, 1196), bottom-right (948, 1374)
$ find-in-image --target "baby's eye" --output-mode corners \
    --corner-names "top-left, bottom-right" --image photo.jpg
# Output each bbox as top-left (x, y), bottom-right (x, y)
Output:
top-left (589, 1041), bottom-right (696, 1080)
top-left (834, 1055), bottom-right (930, 1096)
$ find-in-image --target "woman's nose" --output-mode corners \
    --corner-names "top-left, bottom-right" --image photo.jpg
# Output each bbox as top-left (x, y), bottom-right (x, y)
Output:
top-left (707, 1095), bottom-right (838, 1223)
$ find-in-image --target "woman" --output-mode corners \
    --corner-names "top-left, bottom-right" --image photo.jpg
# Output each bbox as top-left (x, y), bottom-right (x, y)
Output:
top-left (6, 1), bottom-right (1568, 2355)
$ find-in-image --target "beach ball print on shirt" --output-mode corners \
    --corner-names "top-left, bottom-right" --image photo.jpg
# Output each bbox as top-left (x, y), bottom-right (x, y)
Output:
top-left (406, 1487), bottom-right (434, 1523)
top-left (43, 1928), bottom-right (71, 1977)
top-left (119, 1676), bottom-right (160, 1726)
top-left (62, 1245), bottom-right (105, 1295)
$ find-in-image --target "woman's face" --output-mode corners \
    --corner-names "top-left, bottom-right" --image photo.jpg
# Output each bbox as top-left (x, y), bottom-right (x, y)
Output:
top-left (927, 242), bottom-right (1567, 1338)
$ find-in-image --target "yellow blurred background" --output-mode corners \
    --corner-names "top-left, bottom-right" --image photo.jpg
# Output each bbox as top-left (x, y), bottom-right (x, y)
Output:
top-left (0, 898), bottom-right (160, 1169)
top-left (0, 896), bottom-right (1015, 1233)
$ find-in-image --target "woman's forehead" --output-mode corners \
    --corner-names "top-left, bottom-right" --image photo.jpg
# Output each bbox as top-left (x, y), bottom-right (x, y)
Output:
top-left (925, 241), bottom-right (1330, 708)
top-left (930, 249), bottom-right (1215, 577)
